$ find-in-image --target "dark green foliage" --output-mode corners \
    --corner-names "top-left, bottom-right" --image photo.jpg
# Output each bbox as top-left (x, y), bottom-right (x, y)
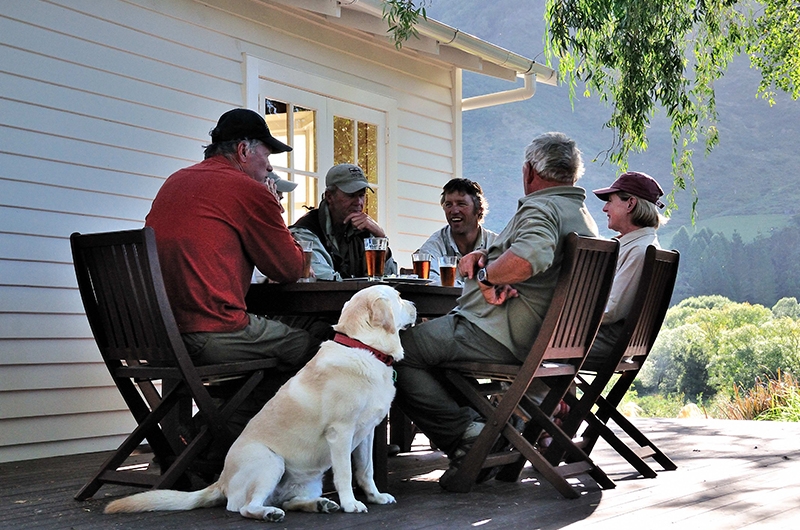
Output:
top-left (673, 224), bottom-right (800, 308)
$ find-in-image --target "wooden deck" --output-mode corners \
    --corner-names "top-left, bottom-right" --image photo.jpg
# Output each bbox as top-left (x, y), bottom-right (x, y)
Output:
top-left (2, 418), bottom-right (799, 529)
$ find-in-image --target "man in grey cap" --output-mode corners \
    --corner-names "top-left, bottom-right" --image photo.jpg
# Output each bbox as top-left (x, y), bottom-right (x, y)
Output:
top-left (290, 163), bottom-right (397, 280)
top-left (146, 108), bottom-right (321, 444)
top-left (267, 171), bottom-right (298, 214)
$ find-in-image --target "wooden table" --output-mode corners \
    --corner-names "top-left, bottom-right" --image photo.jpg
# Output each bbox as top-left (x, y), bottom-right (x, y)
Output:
top-left (246, 280), bottom-right (461, 319)
top-left (245, 279), bottom-right (462, 490)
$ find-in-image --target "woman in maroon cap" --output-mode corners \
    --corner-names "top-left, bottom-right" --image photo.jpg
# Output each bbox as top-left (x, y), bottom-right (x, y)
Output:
top-left (583, 171), bottom-right (669, 369)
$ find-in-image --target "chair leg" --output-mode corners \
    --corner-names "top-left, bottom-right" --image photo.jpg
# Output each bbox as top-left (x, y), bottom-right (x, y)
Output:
top-left (593, 397), bottom-right (678, 472)
top-left (372, 417), bottom-right (388, 492)
top-left (74, 387), bottom-right (185, 500)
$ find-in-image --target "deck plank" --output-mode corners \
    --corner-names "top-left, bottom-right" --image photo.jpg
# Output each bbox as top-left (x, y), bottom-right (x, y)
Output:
top-left (2, 418), bottom-right (799, 529)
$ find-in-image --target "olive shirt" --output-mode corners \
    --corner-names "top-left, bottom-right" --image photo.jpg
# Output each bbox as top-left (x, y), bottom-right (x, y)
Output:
top-left (454, 185), bottom-right (599, 360)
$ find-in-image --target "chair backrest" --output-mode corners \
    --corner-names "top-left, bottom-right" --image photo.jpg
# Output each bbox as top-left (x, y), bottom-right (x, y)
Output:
top-left (70, 227), bottom-right (187, 366)
top-left (535, 233), bottom-right (619, 365)
top-left (597, 246), bottom-right (680, 405)
top-left (608, 246), bottom-right (680, 374)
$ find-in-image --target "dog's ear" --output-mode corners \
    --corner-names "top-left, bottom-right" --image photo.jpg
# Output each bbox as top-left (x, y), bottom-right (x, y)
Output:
top-left (369, 295), bottom-right (396, 334)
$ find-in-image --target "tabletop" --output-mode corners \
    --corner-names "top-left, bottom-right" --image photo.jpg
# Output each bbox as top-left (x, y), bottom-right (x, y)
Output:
top-left (245, 279), bottom-right (463, 318)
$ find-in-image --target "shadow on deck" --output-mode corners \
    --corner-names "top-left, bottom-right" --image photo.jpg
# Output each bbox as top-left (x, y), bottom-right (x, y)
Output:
top-left (2, 418), bottom-right (800, 529)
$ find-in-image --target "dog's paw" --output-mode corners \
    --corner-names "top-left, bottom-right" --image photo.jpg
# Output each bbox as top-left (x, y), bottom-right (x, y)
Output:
top-left (340, 499), bottom-right (368, 513)
top-left (366, 492), bottom-right (396, 505)
top-left (264, 508), bottom-right (286, 523)
top-left (240, 505), bottom-right (285, 522)
top-left (316, 498), bottom-right (340, 514)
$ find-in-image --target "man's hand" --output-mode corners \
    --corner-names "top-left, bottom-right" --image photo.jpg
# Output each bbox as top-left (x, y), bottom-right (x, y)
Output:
top-left (344, 211), bottom-right (385, 237)
top-left (458, 250), bottom-right (488, 280)
top-left (264, 178), bottom-right (280, 202)
top-left (478, 283), bottom-right (519, 306)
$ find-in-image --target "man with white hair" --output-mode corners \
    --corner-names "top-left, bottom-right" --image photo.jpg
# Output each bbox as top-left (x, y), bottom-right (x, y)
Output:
top-left (394, 132), bottom-right (599, 485)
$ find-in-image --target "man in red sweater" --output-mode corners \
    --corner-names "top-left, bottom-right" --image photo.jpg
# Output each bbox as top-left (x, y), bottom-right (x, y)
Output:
top-left (146, 108), bottom-right (320, 437)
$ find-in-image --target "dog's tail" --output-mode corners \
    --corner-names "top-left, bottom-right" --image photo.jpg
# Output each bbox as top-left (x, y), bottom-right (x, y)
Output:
top-left (104, 483), bottom-right (224, 514)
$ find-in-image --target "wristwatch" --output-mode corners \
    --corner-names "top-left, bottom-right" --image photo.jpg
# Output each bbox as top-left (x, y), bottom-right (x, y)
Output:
top-left (477, 267), bottom-right (493, 287)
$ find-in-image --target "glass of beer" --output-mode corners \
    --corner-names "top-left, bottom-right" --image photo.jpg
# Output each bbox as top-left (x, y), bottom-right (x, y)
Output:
top-left (297, 240), bottom-right (314, 282)
top-left (364, 237), bottom-right (388, 281)
top-left (438, 256), bottom-right (458, 287)
top-left (412, 252), bottom-right (432, 279)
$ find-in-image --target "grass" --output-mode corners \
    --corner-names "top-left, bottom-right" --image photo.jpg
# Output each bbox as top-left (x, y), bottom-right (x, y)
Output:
top-left (716, 370), bottom-right (800, 421)
top-left (618, 371), bottom-right (800, 421)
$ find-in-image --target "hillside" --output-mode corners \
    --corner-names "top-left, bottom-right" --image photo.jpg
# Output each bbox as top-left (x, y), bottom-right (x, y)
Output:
top-left (426, 1), bottom-right (800, 242)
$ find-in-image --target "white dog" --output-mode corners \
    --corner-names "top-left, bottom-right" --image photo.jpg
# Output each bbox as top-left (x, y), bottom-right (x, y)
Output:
top-left (105, 284), bottom-right (416, 522)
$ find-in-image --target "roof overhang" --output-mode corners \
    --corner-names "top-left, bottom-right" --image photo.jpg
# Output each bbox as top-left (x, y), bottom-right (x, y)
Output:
top-left (267, 0), bottom-right (557, 86)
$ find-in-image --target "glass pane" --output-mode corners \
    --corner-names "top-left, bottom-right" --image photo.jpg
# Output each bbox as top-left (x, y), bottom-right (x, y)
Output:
top-left (333, 116), bottom-right (354, 166)
top-left (358, 122), bottom-right (379, 219)
top-left (271, 169), bottom-right (290, 225)
top-left (264, 99), bottom-right (289, 168)
top-left (292, 176), bottom-right (318, 224)
top-left (293, 106), bottom-right (316, 173)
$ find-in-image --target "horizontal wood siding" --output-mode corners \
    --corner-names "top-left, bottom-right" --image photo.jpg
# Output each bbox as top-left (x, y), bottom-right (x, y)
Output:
top-left (0, 0), bottom-right (458, 462)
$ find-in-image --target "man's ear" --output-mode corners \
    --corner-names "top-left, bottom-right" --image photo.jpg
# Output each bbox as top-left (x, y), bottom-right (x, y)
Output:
top-left (369, 296), bottom-right (396, 334)
top-left (235, 140), bottom-right (249, 161)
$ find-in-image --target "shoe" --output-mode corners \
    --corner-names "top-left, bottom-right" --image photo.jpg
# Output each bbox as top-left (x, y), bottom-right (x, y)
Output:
top-left (440, 420), bottom-right (512, 488)
top-left (451, 420), bottom-right (485, 459)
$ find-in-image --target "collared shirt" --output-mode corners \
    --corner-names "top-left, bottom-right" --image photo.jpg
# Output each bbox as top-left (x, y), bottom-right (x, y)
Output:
top-left (146, 156), bottom-right (303, 333)
top-left (418, 225), bottom-right (498, 286)
top-left (455, 186), bottom-right (599, 359)
top-left (603, 226), bottom-right (660, 324)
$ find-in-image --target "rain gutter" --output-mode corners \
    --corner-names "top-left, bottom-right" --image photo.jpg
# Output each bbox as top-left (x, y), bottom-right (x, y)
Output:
top-left (344, 0), bottom-right (556, 109)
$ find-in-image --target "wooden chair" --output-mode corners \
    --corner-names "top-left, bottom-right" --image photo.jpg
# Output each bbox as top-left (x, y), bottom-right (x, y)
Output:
top-left (71, 227), bottom-right (278, 500)
top-left (440, 233), bottom-right (619, 498)
top-left (553, 246), bottom-right (680, 477)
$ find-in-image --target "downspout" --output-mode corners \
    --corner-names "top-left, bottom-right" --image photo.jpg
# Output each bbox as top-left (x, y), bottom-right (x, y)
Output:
top-left (462, 73), bottom-right (536, 111)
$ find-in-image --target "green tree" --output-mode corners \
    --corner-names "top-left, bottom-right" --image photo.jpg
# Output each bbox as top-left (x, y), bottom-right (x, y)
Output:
top-left (544, 0), bottom-right (800, 211)
top-left (385, 2), bottom-right (799, 205)
top-left (773, 297), bottom-right (800, 319)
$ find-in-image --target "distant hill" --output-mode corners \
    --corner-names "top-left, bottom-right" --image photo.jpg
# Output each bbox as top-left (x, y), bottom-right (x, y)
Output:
top-left (426, 1), bottom-right (800, 243)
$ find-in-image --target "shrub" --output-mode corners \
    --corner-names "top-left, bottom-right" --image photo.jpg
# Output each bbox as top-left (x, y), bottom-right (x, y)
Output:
top-left (716, 370), bottom-right (800, 420)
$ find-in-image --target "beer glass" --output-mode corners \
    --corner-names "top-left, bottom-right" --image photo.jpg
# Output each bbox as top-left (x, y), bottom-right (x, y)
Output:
top-left (364, 237), bottom-right (388, 281)
top-left (297, 240), bottom-right (314, 282)
top-left (438, 255), bottom-right (458, 287)
top-left (411, 252), bottom-right (432, 279)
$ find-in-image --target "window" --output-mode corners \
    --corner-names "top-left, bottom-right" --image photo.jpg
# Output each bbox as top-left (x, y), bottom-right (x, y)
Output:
top-left (333, 116), bottom-right (379, 219)
top-left (263, 99), bottom-right (318, 223)
top-left (253, 65), bottom-right (391, 227)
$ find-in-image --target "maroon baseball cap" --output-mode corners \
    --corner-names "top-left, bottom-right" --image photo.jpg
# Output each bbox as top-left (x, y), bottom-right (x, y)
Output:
top-left (593, 171), bottom-right (665, 209)
top-left (210, 108), bottom-right (292, 154)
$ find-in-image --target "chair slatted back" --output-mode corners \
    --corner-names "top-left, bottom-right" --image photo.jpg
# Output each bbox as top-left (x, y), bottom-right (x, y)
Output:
top-left (587, 246), bottom-right (680, 421)
top-left (543, 235), bottom-right (620, 362)
top-left (439, 234), bottom-right (619, 496)
top-left (615, 246), bottom-right (680, 370)
top-left (71, 227), bottom-right (185, 364)
top-left (554, 246), bottom-right (680, 476)
top-left (71, 227), bottom-right (279, 500)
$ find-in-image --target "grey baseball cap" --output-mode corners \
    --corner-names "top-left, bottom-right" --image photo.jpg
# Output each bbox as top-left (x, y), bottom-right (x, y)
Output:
top-left (267, 171), bottom-right (298, 193)
top-left (325, 164), bottom-right (374, 194)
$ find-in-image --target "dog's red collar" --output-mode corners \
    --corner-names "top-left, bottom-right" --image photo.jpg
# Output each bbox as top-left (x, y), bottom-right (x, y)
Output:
top-left (333, 333), bottom-right (394, 366)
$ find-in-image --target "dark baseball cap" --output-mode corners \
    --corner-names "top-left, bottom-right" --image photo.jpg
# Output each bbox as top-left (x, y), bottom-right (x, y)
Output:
top-left (593, 171), bottom-right (665, 209)
top-left (210, 108), bottom-right (292, 154)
